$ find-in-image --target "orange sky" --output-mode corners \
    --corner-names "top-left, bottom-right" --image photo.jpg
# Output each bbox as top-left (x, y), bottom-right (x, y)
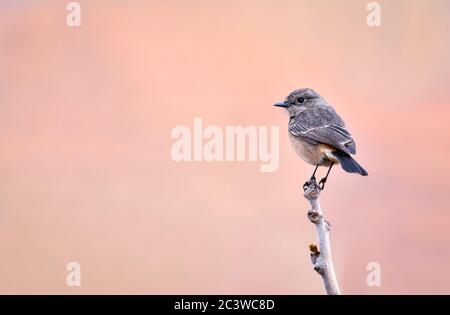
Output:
top-left (1, 0), bottom-right (450, 294)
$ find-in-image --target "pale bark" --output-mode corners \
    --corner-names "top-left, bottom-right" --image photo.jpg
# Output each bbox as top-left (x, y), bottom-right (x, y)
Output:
top-left (303, 179), bottom-right (341, 295)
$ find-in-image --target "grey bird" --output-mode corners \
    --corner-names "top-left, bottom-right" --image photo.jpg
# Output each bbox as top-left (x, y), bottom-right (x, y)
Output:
top-left (275, 88), bottom-right (368, 189)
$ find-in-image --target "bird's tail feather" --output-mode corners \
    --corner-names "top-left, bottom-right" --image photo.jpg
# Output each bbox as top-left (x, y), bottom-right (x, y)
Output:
top-left (335, 151), bottom-right (368, 176)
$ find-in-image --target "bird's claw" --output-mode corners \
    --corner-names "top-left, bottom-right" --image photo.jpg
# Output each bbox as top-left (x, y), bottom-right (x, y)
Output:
top-left (303, 176), bottom-right (316, 191)
top-left (318, 178), bottom-right (327, 190)
top-left (303, 181), bottom-right (309, 191)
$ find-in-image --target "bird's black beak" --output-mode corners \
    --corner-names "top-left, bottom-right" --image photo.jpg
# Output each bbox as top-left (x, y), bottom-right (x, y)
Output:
top-left (274, 101), bottom-right (289, 108)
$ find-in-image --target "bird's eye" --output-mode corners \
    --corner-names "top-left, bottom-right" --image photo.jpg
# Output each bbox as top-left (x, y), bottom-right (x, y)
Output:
top-left (297, 97), bottom-right (305, 104)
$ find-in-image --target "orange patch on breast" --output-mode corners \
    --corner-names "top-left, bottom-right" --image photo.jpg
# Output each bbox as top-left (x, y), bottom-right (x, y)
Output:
top-left (289, 134), bottom-right (339, 166)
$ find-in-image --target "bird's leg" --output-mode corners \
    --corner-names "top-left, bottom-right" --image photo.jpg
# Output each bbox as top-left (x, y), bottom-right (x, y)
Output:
top-left (303, 165), bottom-right (319, 190)
top-left (319, 162), bottom-right (334, 190)
top-left (311, 165), bottom-right (319, 181)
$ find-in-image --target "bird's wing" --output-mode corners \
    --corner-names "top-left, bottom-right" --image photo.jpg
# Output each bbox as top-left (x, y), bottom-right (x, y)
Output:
top-left (289, 106), bottom-right (356, 155)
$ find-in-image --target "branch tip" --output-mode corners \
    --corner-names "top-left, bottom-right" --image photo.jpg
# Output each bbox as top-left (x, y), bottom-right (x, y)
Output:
top-left (302, 177), bottom-right (341, 295)
top-left (303, 179), bottom-right (321, 200)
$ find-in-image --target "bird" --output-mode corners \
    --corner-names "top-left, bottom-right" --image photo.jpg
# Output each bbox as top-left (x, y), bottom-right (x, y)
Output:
top-left (274, 88), bottom-right (368, 190)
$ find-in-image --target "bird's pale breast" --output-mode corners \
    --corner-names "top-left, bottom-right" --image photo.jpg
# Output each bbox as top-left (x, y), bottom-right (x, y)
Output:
top-left (289, 133), bottom-right (338, 166)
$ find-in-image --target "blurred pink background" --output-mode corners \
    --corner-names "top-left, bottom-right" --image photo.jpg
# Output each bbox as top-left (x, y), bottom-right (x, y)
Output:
top-left (1, 0), bottom-right (450, 294)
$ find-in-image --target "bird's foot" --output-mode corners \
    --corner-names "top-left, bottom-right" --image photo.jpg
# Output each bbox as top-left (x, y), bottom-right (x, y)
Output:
top-left (318, 177), bottom-right (327, 190)
top-left (303, 176), bottom-right (316, 191)
top-left (303, 181), bottom-right (309, 191)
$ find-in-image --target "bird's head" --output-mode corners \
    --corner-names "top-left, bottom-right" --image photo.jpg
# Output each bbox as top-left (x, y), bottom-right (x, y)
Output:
top-left (274, 88), bottom-right (321, 116)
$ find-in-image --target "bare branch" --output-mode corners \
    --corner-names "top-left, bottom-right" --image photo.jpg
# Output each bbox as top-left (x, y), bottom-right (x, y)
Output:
top-left (303, 178), bottom-right (341, 295)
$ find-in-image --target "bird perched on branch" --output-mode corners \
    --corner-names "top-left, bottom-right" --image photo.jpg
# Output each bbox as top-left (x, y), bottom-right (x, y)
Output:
top-left (275, 88), bottom-right (368, 190)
